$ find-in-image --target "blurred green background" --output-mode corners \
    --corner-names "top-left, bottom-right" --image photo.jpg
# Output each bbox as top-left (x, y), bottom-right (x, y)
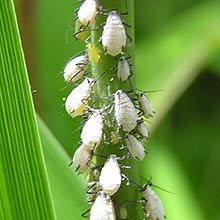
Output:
top-left (14, 0), bottom-right (220, 219)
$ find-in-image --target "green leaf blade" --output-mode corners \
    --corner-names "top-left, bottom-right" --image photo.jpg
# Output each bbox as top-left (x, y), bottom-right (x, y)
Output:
top-left (37, 116), bottom-right (87, 220)
top-left (136, 0), bottom-right (220, 130)
top-left (0, 0), bottom-right (56, 219)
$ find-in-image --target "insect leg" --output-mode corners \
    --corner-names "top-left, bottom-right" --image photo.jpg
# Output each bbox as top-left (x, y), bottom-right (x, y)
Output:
top-left (81, 208), bottom-right (91, 218)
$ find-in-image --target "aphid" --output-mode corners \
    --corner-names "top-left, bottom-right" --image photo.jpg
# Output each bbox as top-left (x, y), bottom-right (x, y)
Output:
top-left (137, 121), bottom-right (149, 139)
top-left (110, 131), bottom-right (119, 145)
top-left (90, 191), bottom-right (116, 220)
top-left (114, 90), bottom-right (138, 132)
top-left (74, 19), bottom-right (89, 40)
top-left (119, 206), bottom-right (128, 219)
top-left (117, 56), bottom-right (132, 81)
top-left (63, 53), bottom-right (89, 83)
top-left (71, 144), bottom-right (92, 174)
top-left (65, 78), bottom-right (94, 118)
top-left (125, 134), bottom-right (146, 161)
top-left (142, 185), bottom-right (165, 220)
top-left (99, 155), bottom-right (121, 196)
top-left (138, 92), bottom-right (155, 118)
top-left (87, 43), bottom-right (100, 64)
top-left (77, 0), bottom-right (99, 27)
top-left (81, 110), bottom-right (104, 150)
top-left (101, 11), bottom-right (126, 56)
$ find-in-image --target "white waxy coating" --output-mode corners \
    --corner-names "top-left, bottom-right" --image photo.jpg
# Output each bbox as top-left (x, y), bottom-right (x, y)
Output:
top-left (72, 144), bottom-right (92, 174)
top-left (125, 134), bottom-right (146, 161)
top-left (137, 121), bottom-right (149, 139)
top-left (90, 192), bottom-right (116, 220)
top-left (65, 78), bottom-right (94, 118)
top-left (81, 111), bottom-right (104, 150)
top-left (77, 0), bottom-right (98, 26)
top-left (142, 185), bottom-right (165, 220)
top-left (63, 54), bottom-right (89, 83)
top-left (99, 155), bottom-right (121, 196)
top-left (115, 90), bottom-right (138, 132)
top-left (117, 57), bottom-right (131, 81)
top-left (102, 11), bottom-right (126, 56)
top-left (138, 93), bottom-right (154, 118)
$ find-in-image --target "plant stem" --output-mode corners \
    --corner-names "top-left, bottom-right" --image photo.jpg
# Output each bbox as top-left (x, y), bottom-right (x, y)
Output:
top-left (91, 0), bottom-right (141, 219)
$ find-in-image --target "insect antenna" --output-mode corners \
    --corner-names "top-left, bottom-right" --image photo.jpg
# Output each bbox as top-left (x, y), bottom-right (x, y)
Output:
top-left (65, 15), bottom-right (75, 44)
top-left (136, 88), bottom-right (164, 93)
top-left (141, 176), bottom-right (176, 194)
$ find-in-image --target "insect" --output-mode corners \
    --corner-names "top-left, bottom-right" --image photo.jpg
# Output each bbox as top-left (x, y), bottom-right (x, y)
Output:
top-left (87, 43), bottom-right (100, 64)
top-left (81, 110), bottom-right (104, 150)
top-left (99, 155), bottom-right (121, 196)
top-left (74, 19), bottom-right (89, 41)
top-left (63, 53), bottom-right (89, 83)
top-left (114, 90), bottom-right (138, 132)
top-left (125, 134), bottom-right (146, 160)
top-left (70, 144), bottom-right (92, 174)
top-left (90, 191), bottom-right (116, 220)
top-left (117, 56), bottom-right (132, 81)
top-left (142, 184), bottom-right (165, 220)
top-left (77, 0), bottom-right (99, 27)
top-left (65, 77), bottom-right (94, 118)
top-left (119, 205), bottom-right (128, 219)
top-left (138, 92), bottom-right (155, 118)
top-left (137, 121), bottom-right (149, 139)
top-left (110, 131), bottom-right (119, 145)
top-left (101, 11), bottom-right (127, 56)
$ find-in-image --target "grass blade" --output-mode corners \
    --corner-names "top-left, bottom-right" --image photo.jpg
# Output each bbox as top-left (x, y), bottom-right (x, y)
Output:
top-left (141, 140), bottom-right (206, 220)
top-left (136, 0), bottom-right (220, 129)
top-left (37, 116), bottom-right (88, 219)
top-left (0, 0), bottom-right (56, 219)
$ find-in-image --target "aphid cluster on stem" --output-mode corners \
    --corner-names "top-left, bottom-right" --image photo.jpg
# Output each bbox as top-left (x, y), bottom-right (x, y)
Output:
top-left (59, 0), bottom-right (165, 219)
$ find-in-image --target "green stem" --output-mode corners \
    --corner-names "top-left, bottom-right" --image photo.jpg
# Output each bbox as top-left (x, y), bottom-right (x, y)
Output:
top-left (91, 0), bottom-right (141, 219)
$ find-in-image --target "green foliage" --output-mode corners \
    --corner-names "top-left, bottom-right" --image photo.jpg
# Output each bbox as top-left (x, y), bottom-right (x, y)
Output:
top-left (141, 140), bottom-right (207, 220)
top-left (136, 0), bottom-right (220, 129)
top-left (1, 0), bottom-right (220, 219)
top-left (37, 116), bottom-right (87, 219)
top-left (0, 0), bottom-right (56, 219)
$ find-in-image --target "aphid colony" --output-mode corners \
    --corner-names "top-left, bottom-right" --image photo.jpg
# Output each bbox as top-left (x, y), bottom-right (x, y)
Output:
top-left (60, 0), bottom-right (165, 219)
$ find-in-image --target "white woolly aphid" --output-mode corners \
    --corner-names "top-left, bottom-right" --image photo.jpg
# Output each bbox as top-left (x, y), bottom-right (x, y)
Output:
top-left (142, 185), bottom-right (165, 220)
top-left (65, 78), bottom-right (94, 118)
top-left (77, 0), bottom-right (99, 26)
top-left (63, 54), bottom-right (89, 83)
top-left (117, 57), bottom-right (131, 81)
top-left (125, 134), bottom-right (146, 161)
top-left (137, 121), bottom-right (149, 139)
top-left (72, 144), bottom-right (92, 174)
top-left (101, 11), bottom-right (126, 56)
top-left (138, 93), bottom-right (154, 118)
top-left (90, 192), bottom-right (116, 220)
top-left (114, 90), bottom-right (138, 132)
top-left (99, 155), bottom-right (121, 196)
top-left (81, 111), bottom-right (104, 150)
